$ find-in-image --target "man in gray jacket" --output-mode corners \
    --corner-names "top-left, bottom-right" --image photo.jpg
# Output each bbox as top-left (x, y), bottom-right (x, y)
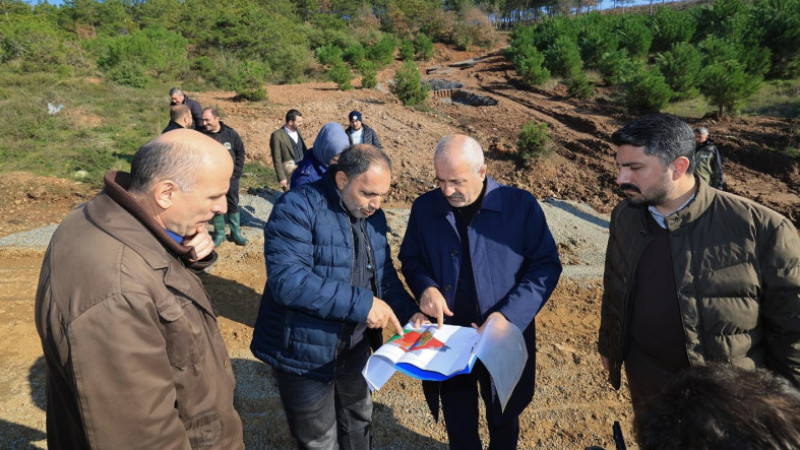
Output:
top-left (36, 130), bottom-right (244, 449)
top-left (598, 113), bottom-right (800, 423)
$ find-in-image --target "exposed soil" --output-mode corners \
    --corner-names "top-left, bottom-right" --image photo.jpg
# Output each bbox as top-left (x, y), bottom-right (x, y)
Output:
top-left (1, 42), bottom-right (798, 449)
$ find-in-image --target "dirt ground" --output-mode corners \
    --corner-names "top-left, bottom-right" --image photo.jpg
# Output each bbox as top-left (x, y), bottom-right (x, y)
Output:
top-left (1, 43), bottom-right (799, 449)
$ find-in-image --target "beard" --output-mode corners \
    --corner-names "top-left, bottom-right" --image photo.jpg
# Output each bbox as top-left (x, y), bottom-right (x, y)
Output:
top-left (620, 176), bottom-right (671, 207)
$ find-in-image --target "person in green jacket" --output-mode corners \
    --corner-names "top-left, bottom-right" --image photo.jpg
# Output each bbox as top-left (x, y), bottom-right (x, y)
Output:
top-left (598, 113), bottom-right (800, 426)
top-left (693, 126), bottom-right (723, 190)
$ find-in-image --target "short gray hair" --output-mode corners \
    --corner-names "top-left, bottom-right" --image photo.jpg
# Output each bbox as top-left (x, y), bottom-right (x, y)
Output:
top-left (129, 138), bottom-right (204, 193)
top-left (168, 87), bottom-right (183, 96)
top-left (694, 127), bottom-right (709, 136)
top-left (434, 135), bottom-right (485, 173)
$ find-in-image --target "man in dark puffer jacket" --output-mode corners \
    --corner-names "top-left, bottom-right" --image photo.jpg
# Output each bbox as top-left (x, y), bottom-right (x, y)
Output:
top-left (599, 113), bottom-right (800, 424)
top-left (251, 144), bottom-right (424, 449)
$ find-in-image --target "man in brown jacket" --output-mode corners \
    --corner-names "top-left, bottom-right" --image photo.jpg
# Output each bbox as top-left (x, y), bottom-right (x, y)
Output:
top-left (270, 109), bottom-right (307, 191)
top-left (35, 130), bottom-right (244, 449)
top-left (598, 113), bottom-right (800, 423)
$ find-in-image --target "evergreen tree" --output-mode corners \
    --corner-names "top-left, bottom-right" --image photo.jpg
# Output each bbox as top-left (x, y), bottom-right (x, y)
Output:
top-left (390, 60), bottom-right (429, 106)
top-left (700, 60), bottom-right (761, 116)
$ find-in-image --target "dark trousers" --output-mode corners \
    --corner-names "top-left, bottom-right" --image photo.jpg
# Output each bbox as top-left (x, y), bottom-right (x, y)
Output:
top-left (440, 363), bottom-right (520, 450)
top-left (226, 177), bottom-right (240, 214)
top-left (624, 341), bottom-right (683, 423)
top-left (275, 339), bottom-right (372, 450)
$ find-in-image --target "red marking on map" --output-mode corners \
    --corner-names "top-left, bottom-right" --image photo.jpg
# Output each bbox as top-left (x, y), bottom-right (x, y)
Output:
top-left (389, 330), bottom-right (446, 352)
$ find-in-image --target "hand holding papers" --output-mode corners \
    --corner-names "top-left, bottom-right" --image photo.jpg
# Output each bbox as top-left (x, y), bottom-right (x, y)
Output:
top-left (362, 314), bottom-right (527, 410)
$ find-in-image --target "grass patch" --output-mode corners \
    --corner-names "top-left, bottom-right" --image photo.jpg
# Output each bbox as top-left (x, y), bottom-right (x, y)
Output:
top-left (741, 79), bottom-right (800, 118)
top-left (662, 95), bottom-right (713, 119)
top-left (664, 79), bottom-right (800, 119)
top-left (0, 73), bottom-right (171, 188)
top-left (240, 162), bottom-right (278, 192)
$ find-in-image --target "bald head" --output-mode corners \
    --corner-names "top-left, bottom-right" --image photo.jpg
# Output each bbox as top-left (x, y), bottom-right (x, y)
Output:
top-left (434, 134), bottom-right (485, 173)
top-left (130, 129), bottom-right (233, 194)
top-left (433, 134), bottom-right (487, 207)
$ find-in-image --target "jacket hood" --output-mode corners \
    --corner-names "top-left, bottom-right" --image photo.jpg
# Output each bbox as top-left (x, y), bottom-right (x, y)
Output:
top-left (312, 123), bottom-right (349, 168)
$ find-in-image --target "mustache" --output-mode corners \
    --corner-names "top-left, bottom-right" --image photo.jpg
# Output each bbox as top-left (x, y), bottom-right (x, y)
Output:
top-left (619, 183), bottom-right (641, 193)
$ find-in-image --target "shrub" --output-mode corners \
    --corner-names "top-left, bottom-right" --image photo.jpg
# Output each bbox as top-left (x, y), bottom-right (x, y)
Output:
top-left (315, 44), bottom-right (343, 66)
top-left (514, 46), bottom-right (550, 86)
top-left (329, 61), bottom-right (353, 91)
top-left (366, 34), bottom-right (397, 68)
top-left (567, 71), bottom-right (593, 99)
top-left (97, 26), bottom-right (188, 80)
top-left (752, 0), bottom-right (800, 78)
top-left (399, 38), bottom-right (415, 61)
top-left (599, 49), bottom-right (640, 86)
top-left (0, 16), bottom-right (88, 74)
top-left (108, 61), bottom-right (149, 88)
top-left (517, 121), bottom-right (551, 162)
top-left (344, 43), bottom-right (366, 68)
top-left (544, 36), bottom-right (583, 78)
top-left (624, 68), bottom-right (674, 113)
top-left (391, 60), bottom-right (429, 106)
top-left (231, 60), bottom-right (270, 101)
top-left (359, 61), bottom-right (378, 89)
top-left (191, 56), bottom-right (216, 74)
top-left (271, 44), bottom-right (314, 84)
top-left (451, 6), bottom-right (497, 50)
top-left (530, 16), bottom-right (579, 52)
top-left (414, 33), bottom-right (434, 61)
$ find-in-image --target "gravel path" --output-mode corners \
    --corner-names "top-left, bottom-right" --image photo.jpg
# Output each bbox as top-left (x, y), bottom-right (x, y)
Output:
top-left (0, 191), bottom-right (609, 278)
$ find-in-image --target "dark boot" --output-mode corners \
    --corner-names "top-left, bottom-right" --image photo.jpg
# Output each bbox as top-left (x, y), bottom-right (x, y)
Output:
top-left (211, 214), bottom-right (226, 247)
top-left (227, 212), bottom-right (249, 246)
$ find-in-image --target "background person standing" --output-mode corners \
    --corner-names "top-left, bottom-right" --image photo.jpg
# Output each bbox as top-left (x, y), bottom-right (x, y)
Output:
top-left (345, 110), bottom-right (382, 150)
top-left (599, 113), bottom-right (800, 426)
top-left (693, 126), bottom-right (723, 189)
top-left (270, 109), bottom-right (307, 192)
top-left (201, 107), bottom-right (248, 246)
top-left (169, 87), bottom-right (203, 131)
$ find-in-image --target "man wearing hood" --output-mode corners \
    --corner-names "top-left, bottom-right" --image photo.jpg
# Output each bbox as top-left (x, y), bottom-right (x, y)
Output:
top-left (291, 122), bottom-right (350, 189)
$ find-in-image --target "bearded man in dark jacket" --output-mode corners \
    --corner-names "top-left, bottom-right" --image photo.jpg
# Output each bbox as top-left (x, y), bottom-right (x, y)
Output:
top-left (251, 144), bottom-right (424, 449)
top-left (599, 113), bottom-right (800, 425)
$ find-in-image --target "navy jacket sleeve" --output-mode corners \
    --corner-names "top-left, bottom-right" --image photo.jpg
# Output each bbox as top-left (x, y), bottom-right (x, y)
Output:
top-left (263, 190), bottom-right (373, 323)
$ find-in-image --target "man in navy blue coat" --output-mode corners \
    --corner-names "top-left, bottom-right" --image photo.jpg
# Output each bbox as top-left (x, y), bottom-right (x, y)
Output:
top-left (251, 144), bottom-right (424, 449)
top-left (399, 134), bottom-right (561, 449)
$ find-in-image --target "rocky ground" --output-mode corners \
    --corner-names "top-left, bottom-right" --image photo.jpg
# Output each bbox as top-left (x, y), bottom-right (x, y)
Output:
top-left (1, 42), bottom-right (798, 449)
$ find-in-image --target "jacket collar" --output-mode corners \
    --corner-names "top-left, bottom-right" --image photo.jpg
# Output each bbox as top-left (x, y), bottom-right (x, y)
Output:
top-left (88, 171), bottom-right (216, 314)
top-left (431, 175), bottom-right (503, 217)
top-left (661, 176), bottom-right (713, 231)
